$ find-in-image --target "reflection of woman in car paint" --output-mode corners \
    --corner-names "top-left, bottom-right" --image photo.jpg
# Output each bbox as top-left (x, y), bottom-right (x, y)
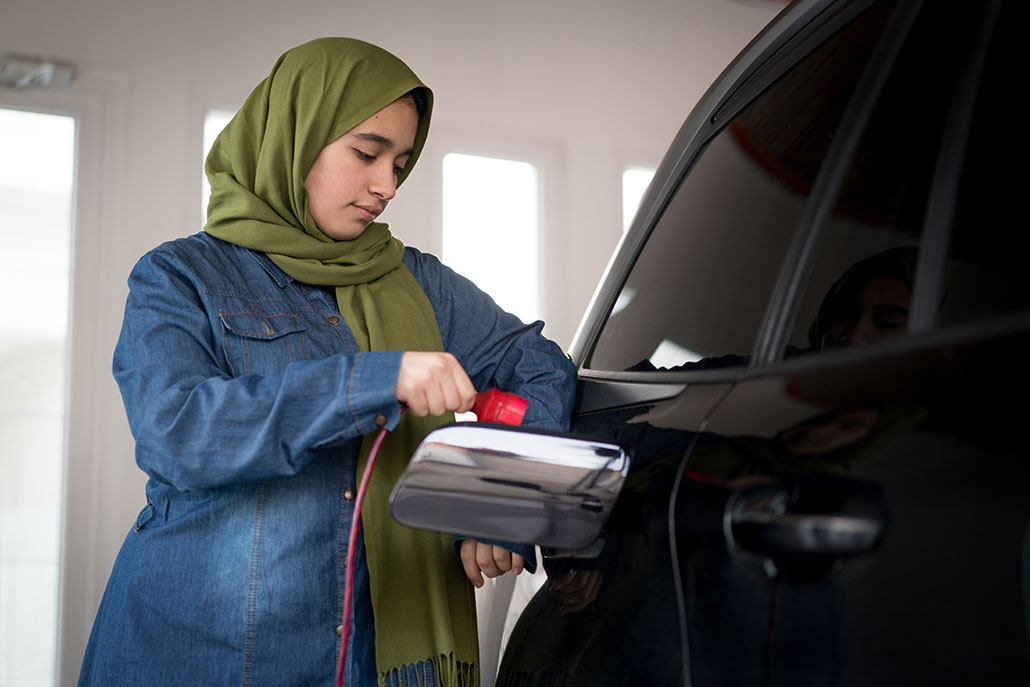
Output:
top-left (679, 398), bottom-right (932, 484)
top-left (777, 406), bottom-right (880, 456)
top-left (689, 247), bottom-right (924, 479)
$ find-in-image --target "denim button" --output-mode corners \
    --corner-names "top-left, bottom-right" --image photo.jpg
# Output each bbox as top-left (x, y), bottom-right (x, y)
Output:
top-left (375, 413), bottom-right (387, 428)
top-left (327, 315), bottom-right (339, 325)
top-left (344, 488), bottom-right (355, 501)
top-left (336, 624), bottom-right (343, 636)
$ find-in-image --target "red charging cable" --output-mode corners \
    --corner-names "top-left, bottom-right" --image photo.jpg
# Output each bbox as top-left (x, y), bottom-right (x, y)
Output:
top-left (335, 389), bottom-right (527, 686)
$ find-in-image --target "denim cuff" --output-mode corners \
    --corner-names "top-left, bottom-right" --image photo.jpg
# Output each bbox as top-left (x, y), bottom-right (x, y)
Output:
top-left (349, 350), bottom-right (405, 432)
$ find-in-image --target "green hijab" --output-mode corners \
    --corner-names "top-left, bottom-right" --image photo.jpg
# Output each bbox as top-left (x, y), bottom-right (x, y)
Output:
top-left (204, 38), bottom-right (478, 685)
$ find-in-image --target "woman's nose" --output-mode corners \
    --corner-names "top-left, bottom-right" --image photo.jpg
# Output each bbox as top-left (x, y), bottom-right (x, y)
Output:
top-left (844, 313), bottom-right (878, 346)
top-left (369, 164), bottom-right (398, 200)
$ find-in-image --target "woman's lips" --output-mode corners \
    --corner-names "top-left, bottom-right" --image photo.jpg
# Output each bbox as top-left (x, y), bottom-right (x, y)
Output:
top-left (354, 204), bottom-right (380, 222)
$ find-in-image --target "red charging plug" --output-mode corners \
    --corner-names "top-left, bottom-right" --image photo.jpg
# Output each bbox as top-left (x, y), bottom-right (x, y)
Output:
top-left (472, 389), bottom-right (528, 426)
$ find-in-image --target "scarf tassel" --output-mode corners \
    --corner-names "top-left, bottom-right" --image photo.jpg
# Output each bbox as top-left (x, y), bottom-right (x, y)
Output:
top-left (379, 653), bottom-right (478, 687)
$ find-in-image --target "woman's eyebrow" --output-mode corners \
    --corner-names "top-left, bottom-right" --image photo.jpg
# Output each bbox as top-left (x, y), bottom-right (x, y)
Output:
top-left (352, 131), bottom-right (413, 156)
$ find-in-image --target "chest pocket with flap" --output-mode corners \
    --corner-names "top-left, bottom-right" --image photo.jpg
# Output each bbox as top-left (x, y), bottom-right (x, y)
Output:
top-left (218, 311), bottom-right (308, 376)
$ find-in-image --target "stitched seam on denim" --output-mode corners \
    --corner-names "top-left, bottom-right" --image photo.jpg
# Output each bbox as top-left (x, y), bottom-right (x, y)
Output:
top-left (221, 309), bottom-right (303, 318)
top-left (220, 310), bottom-right (304, 337)
top-left (246, 249), bottom-right (293, 287)
top-left (305, 285), bottom-right (357, 354)
top-left (199, 288), bottom-right (316, 313)
top-left (224, 323), bottom-right (238, 376)
top-left (243, 484), bottom-right (267, 687)
top-left (344, 361), bottom-right (368, 435)
top-left (337, 460), bottom-right (346, 633)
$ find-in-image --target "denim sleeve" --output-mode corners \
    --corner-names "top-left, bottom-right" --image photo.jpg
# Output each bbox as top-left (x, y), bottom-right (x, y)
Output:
top-left (113, 247), bottom-right (403, 491)
top-left (405, 249), bottom-right (578, 432)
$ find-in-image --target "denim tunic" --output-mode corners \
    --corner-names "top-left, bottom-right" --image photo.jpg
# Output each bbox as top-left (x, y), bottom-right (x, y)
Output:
top-left (78, 232), bottom-right (576, 686)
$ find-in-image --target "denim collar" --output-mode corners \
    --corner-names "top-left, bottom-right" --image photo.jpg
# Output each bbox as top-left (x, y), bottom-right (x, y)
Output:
top-left (245, 249), bottom-right (294, 288)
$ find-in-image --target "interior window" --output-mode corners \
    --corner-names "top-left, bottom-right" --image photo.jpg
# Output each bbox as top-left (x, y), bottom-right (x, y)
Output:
top-left (588, 3), bottom-right (891, 372)
top-left (201, 108), bottom-right (236, 219)
top-left (442, 152), bottom-right (540, 324)
top-left (0, 106), bottom-right (75, 686)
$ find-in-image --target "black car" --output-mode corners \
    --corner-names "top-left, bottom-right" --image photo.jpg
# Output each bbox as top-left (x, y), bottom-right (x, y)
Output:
top-left (392, 0), bottom-right (1029, 684)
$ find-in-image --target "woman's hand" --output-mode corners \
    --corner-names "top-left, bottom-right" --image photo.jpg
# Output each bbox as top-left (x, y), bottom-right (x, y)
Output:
top-left (395, 352), bottom-right (476, 417)
top-left (459, 539), bottom-right (525, 588)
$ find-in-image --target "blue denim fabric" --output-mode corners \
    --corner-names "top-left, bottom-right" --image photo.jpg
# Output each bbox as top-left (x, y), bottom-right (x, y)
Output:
top-left (79, 233), bottom-right (576, 686)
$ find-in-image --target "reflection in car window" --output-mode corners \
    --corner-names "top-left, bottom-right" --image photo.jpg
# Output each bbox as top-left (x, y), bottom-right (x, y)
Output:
top-left (939, 2), bottom-right (1026, 328)
top-left (785, 3), bottom-right (978, 354)
top-left (587, 5), bottom-right (890, 373)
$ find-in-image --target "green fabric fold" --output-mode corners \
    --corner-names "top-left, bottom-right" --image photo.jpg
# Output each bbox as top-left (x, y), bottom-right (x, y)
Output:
top-left (202, 37), bottom-right (478, 682)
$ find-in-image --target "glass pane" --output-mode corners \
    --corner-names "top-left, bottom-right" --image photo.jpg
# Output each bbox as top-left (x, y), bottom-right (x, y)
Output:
top-left (786, 2), bottom-right (988, 352)
top-left (940, 3), bottom-right (1025, 328)
top-left (622, 166), bottom-right (655, 231)
top-left (0, 107), bottom-right (75, 686)
top-left (201, 108), bottom-right (236, 219)
top-left (785, 3), bottom-right (978, 355)
top-left (588, 4), bottom-right (890, 373)
top-left (442, 153), bottom-right (540, 323)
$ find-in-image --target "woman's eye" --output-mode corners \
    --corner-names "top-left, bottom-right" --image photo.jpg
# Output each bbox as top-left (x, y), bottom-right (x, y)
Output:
top-left (354, 149), bottom-right (375, 161)
top-left (874, 310), bottom-right (909, 329)
top-left (393, 164), bottom-right (404, 175)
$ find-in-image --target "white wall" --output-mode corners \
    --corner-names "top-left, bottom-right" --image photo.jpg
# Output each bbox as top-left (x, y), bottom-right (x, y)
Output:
top-left (3, 0), bottom-right (783, 342)
top-left (1, 0), bottom-right (783, 681)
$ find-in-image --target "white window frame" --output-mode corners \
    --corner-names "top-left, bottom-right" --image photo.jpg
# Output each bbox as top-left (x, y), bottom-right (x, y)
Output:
top-left (415, 131), bottom-right (562, 326)
top-left (1, 64), bottom-right (131, 686)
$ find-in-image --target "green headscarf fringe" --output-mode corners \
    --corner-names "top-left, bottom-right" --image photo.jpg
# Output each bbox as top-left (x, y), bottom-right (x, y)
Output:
top-left (202, 37), bottom-right (478, 680)
top-left (380, 654), bottom-right (480, 687)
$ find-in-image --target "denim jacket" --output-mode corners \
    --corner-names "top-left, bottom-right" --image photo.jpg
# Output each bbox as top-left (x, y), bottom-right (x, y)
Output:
top-left (78, 232), bottom-right (576, 686)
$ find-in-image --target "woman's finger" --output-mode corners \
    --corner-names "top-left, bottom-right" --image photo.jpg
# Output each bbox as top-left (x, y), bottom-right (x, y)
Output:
top-left (459, 539), bottom-right (484, 588)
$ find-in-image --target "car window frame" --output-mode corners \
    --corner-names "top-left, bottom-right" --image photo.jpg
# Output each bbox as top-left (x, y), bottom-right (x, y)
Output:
top-left (906, 0), bottom-right (1002, 333)
top-left (571, 0), bottom-right (923, 386)
top-left (566, 0), bottom-right (850, 373)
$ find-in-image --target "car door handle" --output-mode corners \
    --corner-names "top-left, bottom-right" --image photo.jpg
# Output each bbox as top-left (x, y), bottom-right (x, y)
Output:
top-left (726, 478), bottom-right (889, 558)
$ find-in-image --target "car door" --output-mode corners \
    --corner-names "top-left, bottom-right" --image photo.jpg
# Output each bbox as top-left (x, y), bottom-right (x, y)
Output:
top-left (497, 1), bottom-right (896, 684)
top-left (670, 1), bottom-right (1029, 685)
top-left (495, 1), bottom-right (1027, 685)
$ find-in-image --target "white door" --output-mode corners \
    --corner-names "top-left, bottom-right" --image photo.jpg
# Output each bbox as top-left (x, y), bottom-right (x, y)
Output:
top-left (1, 65), bottom-right (131, 686)
top-left (0, 101), bottom-right (75, 687)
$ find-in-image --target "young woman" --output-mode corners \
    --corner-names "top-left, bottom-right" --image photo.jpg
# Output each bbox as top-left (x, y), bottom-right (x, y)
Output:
top-left (78, 37), bottom-right (576, 687)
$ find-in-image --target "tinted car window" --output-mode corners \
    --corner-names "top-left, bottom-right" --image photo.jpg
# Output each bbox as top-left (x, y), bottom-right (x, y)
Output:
top-left (783, 1), bottom-right (975, 353)
top-left (587, 4), bottom-right (891, 373)
top-left (938, 2), bottom-right (1027, 329)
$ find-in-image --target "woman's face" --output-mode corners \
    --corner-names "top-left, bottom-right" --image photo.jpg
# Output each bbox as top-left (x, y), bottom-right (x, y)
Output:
top-left (820, 273), bottom-right (911, 349)
top-left (304, 98), bottom-right (419, 240)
